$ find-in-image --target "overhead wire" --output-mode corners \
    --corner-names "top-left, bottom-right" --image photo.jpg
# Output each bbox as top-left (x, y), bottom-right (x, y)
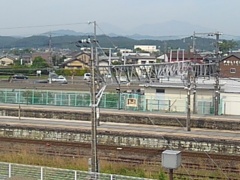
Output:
top-left (96, 24), bottom-right (118, 49)
top-left (0, 21), bottom-right (237, 179)
top-left (0, 22), bottom-right (88, 30)
top-left (145, 115), bottom-right (193, 179)
top-left (146, 111), bottom-right (230, 179)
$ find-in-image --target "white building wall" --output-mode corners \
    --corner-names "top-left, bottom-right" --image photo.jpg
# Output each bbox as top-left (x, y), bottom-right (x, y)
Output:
top-left (144, 87), bottom-right (214, 113)
top-left (136, 58), bottom-right (156, 77)
top-left (221, 93), bottom-right (240, 115)
top-left (134, 45), bottom-right (157, 53)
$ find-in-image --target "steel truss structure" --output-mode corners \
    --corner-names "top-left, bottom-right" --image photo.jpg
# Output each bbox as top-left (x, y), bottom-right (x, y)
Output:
top-left (96, 61), bottom-right (217, 84)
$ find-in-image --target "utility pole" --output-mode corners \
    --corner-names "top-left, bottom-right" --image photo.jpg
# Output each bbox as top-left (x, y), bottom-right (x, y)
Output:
top-left (77, 36), bottom-right (98, 173)
top-left (48, 32), bottom-right (53, 66)
top-left (192, 80), bottom-right (197, 114)
top-left (192, 31), bottom-right (196, 53)
top-left (192, 31), bottom-right (222, 115)
top-left (90, 42), bottom-right (98, 174)
top-left (192, 32), bottom-right (197, 114)
top-left (94, 21), bottom-right (98, 67)
top-left (214, 32), bottom-right (221, 115)
top-left (164, 41), bottom-right (167, 62)
top-left (77, 21), bottom-right (98, 174)
top-left (186, 66), bottom-right (192, 131)
top-left (90, 21), bottom-right (98, 173)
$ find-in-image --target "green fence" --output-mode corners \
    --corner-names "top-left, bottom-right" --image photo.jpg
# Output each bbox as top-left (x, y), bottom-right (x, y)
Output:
top-left (0, 89), bottom-right (221, 114)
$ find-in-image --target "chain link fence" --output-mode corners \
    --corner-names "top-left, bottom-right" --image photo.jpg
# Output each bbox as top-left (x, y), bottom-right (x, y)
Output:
top-left (0, 89), bottom-right (220, 115)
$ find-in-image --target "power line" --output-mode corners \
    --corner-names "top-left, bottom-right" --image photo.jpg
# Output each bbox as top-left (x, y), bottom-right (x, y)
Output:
top-left (0, 22), bottom-right (88, 30)
top-left (96, 24), bottom-right (118, 49)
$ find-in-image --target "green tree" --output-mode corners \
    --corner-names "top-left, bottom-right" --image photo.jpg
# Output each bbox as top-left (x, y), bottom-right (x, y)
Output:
top-left (52, 55), bottom-right (66, 66)
top-left (31, 56), bottom-right (49, 68)
top-left (219, 40), bottom-right (238, 55)
top-left (134, 47), bottom-right (148, 53)
top-left (112, 61), bottom-right (122, 65)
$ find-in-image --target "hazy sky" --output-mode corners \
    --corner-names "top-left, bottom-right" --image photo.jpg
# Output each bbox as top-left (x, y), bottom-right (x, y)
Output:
top-left (0, 0), bottom-right (239, 37)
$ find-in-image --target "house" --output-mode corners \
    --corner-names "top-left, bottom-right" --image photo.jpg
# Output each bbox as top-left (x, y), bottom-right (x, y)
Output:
top-left (125, 55), bottom-right (157, 77)
top-left (98, 55), bottom-right (120, 65)
top-left (126, 55), bottom-right (156, 64)
top-left (220, 54), bottom-right (240, 78)
top-left (20, 53), bottom-right (32, 65)
top-left (32, 52), bottom-right (52, 65)
top-left (0, 55), bottom-right (15, 66)
top-left (166, 49), bottom-right (203, 63)
top-left (64, 51), bottom-right (82, 62)
top-left (60, 52), bottom-right (91, 69)
top-left (98, 59), bottom-right (109, 75)
top-left (134, 45), bottom-right (158, 53)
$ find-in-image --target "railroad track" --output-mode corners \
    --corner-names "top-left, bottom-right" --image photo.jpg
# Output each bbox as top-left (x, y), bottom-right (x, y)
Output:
top-left (0, 137), bottom-right (239, 179)
top-left (0, 136), bottom-right (239, 161)
top-left (0, 81), bottom-right (140, 92)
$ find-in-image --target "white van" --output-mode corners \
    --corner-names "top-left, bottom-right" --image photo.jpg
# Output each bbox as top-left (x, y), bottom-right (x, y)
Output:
top-left (83, 73), bottom-right (91, 81)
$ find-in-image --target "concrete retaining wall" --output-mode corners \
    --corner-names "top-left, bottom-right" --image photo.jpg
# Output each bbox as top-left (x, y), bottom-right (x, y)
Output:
top-left (0, 105), bottom-right (239, 130)
top-left (0, 124), bottom-right (239, 155)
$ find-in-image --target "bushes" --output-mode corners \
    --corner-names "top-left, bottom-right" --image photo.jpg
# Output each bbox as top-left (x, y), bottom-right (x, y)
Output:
top-left (0, 67), bottom-right (50, 76)
top-left (55, 68), bottom-right (89, 76)
top-left (0, 67), bottom-right (89, 76)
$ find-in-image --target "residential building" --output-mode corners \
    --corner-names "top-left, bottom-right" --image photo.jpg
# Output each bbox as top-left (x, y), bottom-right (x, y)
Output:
top-left (60, 52), bottom-right (90, 69)
top-left (0, 55), bottom-right (15, 66)
top-left (134, 45), bottom-right (158, 53)
top-left (126, 55), bottom-right (157, 77)
top-left (166, 49), bottom-right (203, 63)
top-left (20, 54), bottom-right (32, 65)
top-left (119, 49), bottom-right (133, 54)
top-left (98, 59), bottom-right (109, 75)
top-left (220, 54), bottom-right (240, 78)
top-left (126, 55), bottom-right (156, 64)
top-left (32, 52), bottom-right (52, 65)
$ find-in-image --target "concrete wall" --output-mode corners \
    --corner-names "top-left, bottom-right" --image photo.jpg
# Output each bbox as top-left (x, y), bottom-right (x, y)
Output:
top-left (0, 125), bottom-right (239, 155)
top-left (0, 105), bottom-right (239, 131)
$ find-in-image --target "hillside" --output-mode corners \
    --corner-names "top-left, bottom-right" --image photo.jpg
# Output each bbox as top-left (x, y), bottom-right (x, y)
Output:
top-left (0, 35), bottom-right (239, 52)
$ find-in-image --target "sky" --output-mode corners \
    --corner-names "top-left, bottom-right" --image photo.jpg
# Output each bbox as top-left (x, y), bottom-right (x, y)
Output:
top-left (0, 0), bottom-right (239, 37)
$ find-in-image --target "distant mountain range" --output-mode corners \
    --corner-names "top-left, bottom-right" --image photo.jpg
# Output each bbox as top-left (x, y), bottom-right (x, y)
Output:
top-left (0, 20), bottom-right (239, 51)
top-left (42, 29), bottom-right (184, 41)
top-left (0, 34), bottom-right (229, 52)
top-left (39, 20), bottom-right (240, 41)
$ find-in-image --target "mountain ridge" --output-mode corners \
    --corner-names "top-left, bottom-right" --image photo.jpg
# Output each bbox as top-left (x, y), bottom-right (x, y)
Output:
top-left (0, 34), bottom-right (227, 52)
